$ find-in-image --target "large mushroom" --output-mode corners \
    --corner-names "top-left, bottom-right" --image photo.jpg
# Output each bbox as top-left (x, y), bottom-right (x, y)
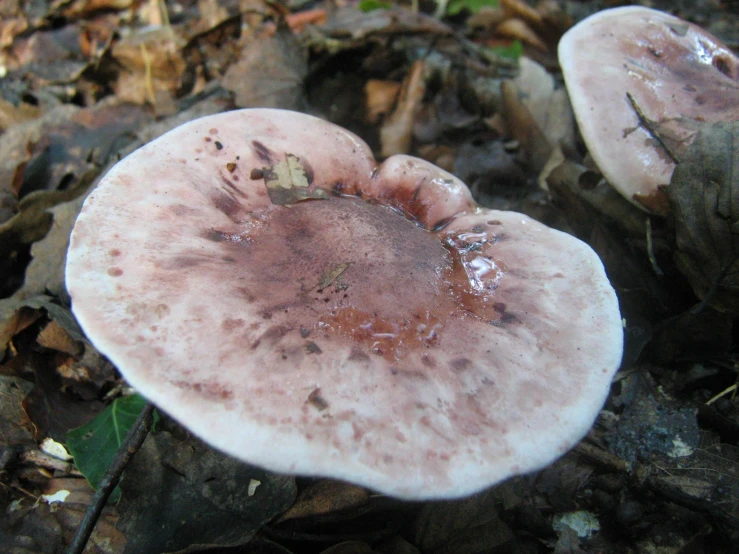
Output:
top-left (558, 6), bottom-right (739, 214)
top-left (66, 108), bottom-right (622, 499)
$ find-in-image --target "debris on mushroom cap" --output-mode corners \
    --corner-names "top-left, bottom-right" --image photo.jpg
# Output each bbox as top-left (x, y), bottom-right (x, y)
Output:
top-left (558, 6), bottom-right (739, 215)
top-left (65, 108), bottom-right (623, 500)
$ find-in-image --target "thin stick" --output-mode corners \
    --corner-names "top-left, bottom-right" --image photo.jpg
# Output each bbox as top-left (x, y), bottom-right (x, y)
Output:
top-left (66, 402), bottom-right (155, 554)
top-left (646, 217), bottom-right (664, 276)
top-left (626, 92), bottom-right (679, 164)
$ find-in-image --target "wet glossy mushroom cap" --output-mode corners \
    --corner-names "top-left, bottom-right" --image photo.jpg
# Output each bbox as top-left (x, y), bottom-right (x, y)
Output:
top-left (558, 6), bottom-right (739, 214)
top-left (66, 108), bottom-right (623, 499)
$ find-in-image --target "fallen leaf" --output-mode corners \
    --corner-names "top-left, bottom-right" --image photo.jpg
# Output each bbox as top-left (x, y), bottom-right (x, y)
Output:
top-left (365, 79), bottom-right (400, 124)
top-left (261, 154), bottom-right (329, 205)
top-left (20, 192), bottom-right (87, 301)
top-left (501, 57), bottom-right (575, 175)
top-left (319, 263), bottom-right (351, 290)
top-left (111, 27), bottom-right (187, 106)
top-left (116, 431), bottom-right (296, 553)
top-left (0, 374), bottom-right (35, 447)
top-left (222, 26), bottom-right (308, 110)
top-left (37, 320), bottom-right (82, 357)
top-left (668, 121), bottom-right (739, 312)
top-left (277, 480), bottom-right (369, 523)
top-left (320, 6), bottom-right (453, 41)
top-left (413, 490), bottom-right (514, 553)
top-left (495, 18), bottom-right (547, 51)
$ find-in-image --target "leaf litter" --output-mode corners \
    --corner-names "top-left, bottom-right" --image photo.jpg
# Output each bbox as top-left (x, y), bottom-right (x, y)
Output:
top-left (0, 0), bottom-right (738, 552)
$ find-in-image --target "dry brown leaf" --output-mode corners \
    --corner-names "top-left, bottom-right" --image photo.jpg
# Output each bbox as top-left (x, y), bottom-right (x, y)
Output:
top-left (669, 121), bottom-right (739, 313)
top-left (112, 27), bottom-right (186, 106)
top-left (37, 320), bottom-right (82, 357)
top-left (197, 0), bottom-right (230, 28)
top-left (0, 97), bottom-right (41, 132)
top-left (42, 477), bottom-right (95, 505)
top-left (0, 374), bottom-right (35, 447)
top-left (285, 9), bottom-right (327, 33)
top-left (501, 57), bottom-right (574, 174)
top-left (501, 0), bottom-right (543, 26)
top-left (365, 79), bottom-right (401, 124)
top-left (495, 18), bottom-right (547, 51)
top-left (0, 104), bottom-right (79, 223)
top-left (222, 26), bottom-right (308, 110)
top-left (320, 6), bottom-right (453, 41)
top-left (55, 0), bottom-right (134, 18)
top-left (22, 192), bottom-right (87, 301)
top-left (380, 60), bottom-right (426, 158)
top-left (277, 480), bottom-right (369, 523)
top-left (413, 490), bottom-right (514, 553)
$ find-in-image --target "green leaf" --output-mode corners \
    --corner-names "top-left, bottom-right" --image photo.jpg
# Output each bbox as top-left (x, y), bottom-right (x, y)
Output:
top-left (359, 0), bottom-right (392, 12)
top-left (66, 394), bottom-right (151, 502)
top-left (487, 39), bottom-right (524, 60)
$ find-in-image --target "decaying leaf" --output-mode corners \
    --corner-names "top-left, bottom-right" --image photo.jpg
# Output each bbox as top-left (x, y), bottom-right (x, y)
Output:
top-left (37, 320), bottom-right (82, 357)
top-left (319, 263), bottom-right (350, 290)
top-left (111, 27), bottom-right (187, 106)
top-left (364, 79), bottom-right (401, 124)
top-left (277, 480), bottom-right (369, 523)
top-left (116, 431), bottom-right (296, 553)
top-left (222, 26), bottom-right (308, 110)
top-left (259, 154), bottom-right (329, 205)
top-left (0, 374), bottom-right (35, 447)
top-left (668, 121), bottom-right (739, 312)
top-left (0, 104), bottom-right (79, 224)
top-left (21, 192), bottom-right (87, 301)
top-left (413, 490), bottom-right (515, 553)
top-left (501, 57), bottom-right (575, 176)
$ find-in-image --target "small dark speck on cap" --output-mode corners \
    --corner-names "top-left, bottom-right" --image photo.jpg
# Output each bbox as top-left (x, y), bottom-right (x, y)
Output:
top-left (307, 388), bottom-right (328, 410)
top-left (305, 341), bottom-right (322, 354)
top-left (215, 141), bottom-right (224, 150)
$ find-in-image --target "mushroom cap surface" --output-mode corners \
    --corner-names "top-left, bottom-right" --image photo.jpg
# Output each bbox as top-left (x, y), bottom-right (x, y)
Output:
top-left (558, 6), bottom-right (739, 213)
top-left (66, 108), bottom-right (623, 499)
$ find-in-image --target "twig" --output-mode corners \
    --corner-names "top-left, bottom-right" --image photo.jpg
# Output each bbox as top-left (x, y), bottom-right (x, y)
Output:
top-left (646, 217), bottom-right (664, 276)
top-left (66, 402), bottom-right (155, 554)
top-left (626, 92), bottom-right (679, 164)
top-left (140, 44), bottom-right (156, 107)
top-left (706, 383), bottom-right (737, 406)
top-left (574, 442), bottom-right (629, 473)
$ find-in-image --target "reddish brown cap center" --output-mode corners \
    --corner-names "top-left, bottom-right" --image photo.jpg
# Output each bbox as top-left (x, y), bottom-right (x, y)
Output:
top-left (206, 196), bottom-right (503, 362)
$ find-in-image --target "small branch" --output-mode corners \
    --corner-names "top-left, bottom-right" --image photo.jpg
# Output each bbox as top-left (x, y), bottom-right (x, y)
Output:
top-left (626, 92), bottom-right (679, 164)
top-left (646, 217), bottom-right (664, 277)
top-left (66, 402), bottom-right (155, 554)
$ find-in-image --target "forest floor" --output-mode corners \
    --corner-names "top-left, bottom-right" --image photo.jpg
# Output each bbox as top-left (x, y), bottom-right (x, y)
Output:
top-left (0, 0), bottom-right (738, 553)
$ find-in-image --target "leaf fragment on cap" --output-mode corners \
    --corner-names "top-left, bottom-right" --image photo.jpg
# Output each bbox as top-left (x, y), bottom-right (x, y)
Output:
top-left (261, 154), bottom-right (328, 205)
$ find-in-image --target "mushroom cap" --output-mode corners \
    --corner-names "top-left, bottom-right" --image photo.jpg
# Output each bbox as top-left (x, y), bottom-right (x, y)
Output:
top-left (558, 6), bottom-right (739, 214)
top-left (66, 108), bottom-right (623, 499)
